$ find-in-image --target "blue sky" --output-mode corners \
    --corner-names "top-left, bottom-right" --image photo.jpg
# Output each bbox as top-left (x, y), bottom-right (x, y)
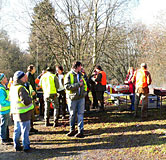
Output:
top-left (1, 0), bottom-right (166, 51)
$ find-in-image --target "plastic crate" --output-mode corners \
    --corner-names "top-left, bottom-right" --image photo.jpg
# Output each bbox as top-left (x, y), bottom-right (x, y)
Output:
top-left (148, 95), bottom-right (159, 108)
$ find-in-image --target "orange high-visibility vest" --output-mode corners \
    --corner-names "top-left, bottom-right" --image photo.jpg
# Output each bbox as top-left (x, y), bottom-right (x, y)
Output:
top-left (99, 71), bottom-right (107, 85)
top-left (35, 78), bottom-right (40, 84)
top-left (136, 69), bottom-right (148, 88)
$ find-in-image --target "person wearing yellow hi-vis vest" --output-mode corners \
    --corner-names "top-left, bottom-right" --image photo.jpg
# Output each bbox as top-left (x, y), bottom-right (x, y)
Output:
top-left (64, 61), bottom-right (87, 138)
top-left (39, 66), bottom-right (59, 127)
top-left (10, 71), bottom-right (34, 152)
top-left (0, 73), bottom-right (12, 144)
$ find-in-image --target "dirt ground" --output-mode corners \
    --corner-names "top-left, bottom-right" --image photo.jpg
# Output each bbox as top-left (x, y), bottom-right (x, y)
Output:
top-left (1, 106), bottom-right (166, 160)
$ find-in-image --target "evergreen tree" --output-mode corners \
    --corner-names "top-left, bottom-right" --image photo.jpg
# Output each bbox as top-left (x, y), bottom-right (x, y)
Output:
top-left (29, 0), bottom-right (67, 74)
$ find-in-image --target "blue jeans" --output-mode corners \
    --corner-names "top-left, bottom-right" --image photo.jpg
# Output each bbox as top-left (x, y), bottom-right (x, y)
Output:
top-left (130, 94), bottom-right (135, 111)
top-left (67, 98), bottom-right (85, 133)
top-left (0, 113), bottom-right (9, 140)
top-left (13, 120), bottom-right (31, 150)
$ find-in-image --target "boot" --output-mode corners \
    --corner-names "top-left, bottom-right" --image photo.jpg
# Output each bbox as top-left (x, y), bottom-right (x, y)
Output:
top-left (66, 130), bottom-right (76, 137)
top-left (53, 119), bottom-right (58, 127)
top-left (45, 118), bottom-right (51, 127)
top-left (75, 130), bottom-right (84, 138)
top-left (30, 121), bottom-right (38, 133)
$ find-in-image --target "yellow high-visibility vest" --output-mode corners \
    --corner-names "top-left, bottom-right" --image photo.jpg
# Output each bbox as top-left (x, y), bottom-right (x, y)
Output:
top-left (40, 72), bottom-right (57, 95)
top-left (10, 85), bottom-right (34, 114)
top-left (66, 73), bottom-right (87, 94)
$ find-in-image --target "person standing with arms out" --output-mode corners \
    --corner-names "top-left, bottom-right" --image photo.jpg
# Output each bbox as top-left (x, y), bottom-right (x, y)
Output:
top-left (10, 71), bottom-right (34, 152)
top-left (64, 61), bottom-right (87, 138)
top-left (0, 73), bottom-right (12, 144)
top-left (56, 66), bottom-right (67, 120)
top-left (26, 64), bottom-right (38, 133)
top-left (125, 67), bottom-right (135, 111)
top-left (94, 65), bottom-right (107, 111)
top-left (39, 66), bottom-right (59, 127)
top-left (132, 63), bottom-right (152, 120)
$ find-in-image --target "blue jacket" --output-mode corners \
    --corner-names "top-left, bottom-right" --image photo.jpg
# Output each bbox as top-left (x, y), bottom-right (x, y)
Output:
top-left (0, 84), bottom-right (10, 115)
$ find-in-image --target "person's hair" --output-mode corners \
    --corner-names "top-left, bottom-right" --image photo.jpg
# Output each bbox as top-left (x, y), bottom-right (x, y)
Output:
top-left (72, 61), bottom-right (82, 69)
top-left (96, 65), bottom-right (102, 71)
top-left (46, 66), bottom-right (55, 73)
top-left (141, 63), bottom-right (147, 69)
top-left (57, 65), bottom-right (63, 72)
top-left (27, 64), bottom-right (35, 72)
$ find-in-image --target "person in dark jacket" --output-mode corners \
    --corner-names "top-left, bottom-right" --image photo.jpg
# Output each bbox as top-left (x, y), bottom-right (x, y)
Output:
top-left (26, 64), bottom-right (38, 133)
top-left (89, 70), bottom-right (98, 109)
top-left (81, 67), bottom-right (91, 112)
top-left (56, 66), bottom-right (67, 120)
top-left (94, 65), bottom-right (107, 111)
top-left (35, 70), bottom-right (46, 117)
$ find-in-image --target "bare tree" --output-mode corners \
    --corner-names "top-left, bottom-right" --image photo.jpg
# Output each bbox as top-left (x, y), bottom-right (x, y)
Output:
top-left (29, 0), bottom-right (131, 75)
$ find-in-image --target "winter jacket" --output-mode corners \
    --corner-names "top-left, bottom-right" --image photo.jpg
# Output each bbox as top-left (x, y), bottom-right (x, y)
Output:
top-left (0, 84), bottom-right (10, 115)
top-left (27, 72), bottom-right (36, 99)
top-left (10, 80), bottom-right (33, 122)
top-left (64, 69), bottom-right (87, 100)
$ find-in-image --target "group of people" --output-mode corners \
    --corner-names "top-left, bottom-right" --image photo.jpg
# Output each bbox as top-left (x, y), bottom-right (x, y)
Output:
top-left (0, 61), bottom-right (107, 152)
top-left (0, 61), bottom-right (152, 152)
top-left (125, 63), bottom-right (152, 120)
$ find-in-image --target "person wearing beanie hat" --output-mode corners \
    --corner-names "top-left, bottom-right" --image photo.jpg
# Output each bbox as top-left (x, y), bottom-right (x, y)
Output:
top-left (10, 71), bottom-right (34, 152)
top-left (13, 71), bottom-right (25, 81)
top-left (0, 73), bottom-right (12, 144)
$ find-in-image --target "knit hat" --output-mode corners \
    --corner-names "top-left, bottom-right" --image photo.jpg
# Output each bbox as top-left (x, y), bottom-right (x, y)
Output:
top-left (0, 73), bottom-right (5, 82)
top-left (13, 71), bottom-right (25, 81)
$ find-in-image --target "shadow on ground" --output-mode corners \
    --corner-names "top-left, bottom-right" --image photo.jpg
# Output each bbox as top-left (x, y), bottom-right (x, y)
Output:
top-left (1, 105), bottom-right (166, 160)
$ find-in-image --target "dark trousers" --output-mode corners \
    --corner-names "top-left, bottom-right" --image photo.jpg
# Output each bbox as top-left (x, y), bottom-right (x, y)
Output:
top-left (37, 93), bottom-right (44, 116)
top-left (39, 96), bottom-right (44, 116)
top-left (91, 91), bottom-right (98, 108)
top-left (96, 91), bottom-right (105, 109)
top-left (85, 91), bottom-right (91, 111)
top-left (58, 90), bottom-right (67, 117)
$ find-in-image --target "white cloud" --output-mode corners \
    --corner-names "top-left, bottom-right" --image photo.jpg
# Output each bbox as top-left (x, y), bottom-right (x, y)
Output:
top-left (133, 0), bottom-right (166, 25)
